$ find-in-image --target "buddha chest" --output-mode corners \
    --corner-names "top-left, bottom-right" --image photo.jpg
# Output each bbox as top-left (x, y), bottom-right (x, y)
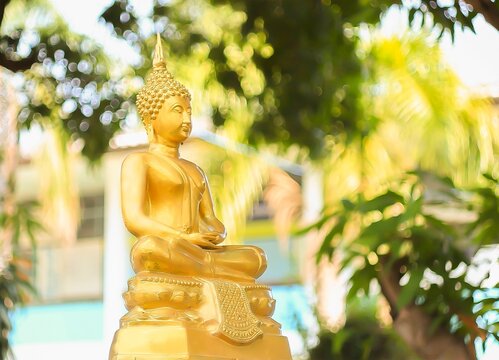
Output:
top-left (147, 155), bottom-right (204, 194)
top-left (146, 156), bottom-right (205, 228)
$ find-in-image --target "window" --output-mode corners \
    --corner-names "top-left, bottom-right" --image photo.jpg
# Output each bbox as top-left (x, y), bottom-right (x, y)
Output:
top-left (250, 198), bottom-right (272, 221)
top-left (77, 195), bottom-right (104, 239)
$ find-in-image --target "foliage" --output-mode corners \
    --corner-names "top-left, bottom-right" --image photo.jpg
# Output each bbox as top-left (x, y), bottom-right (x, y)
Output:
top-left (308, 171), bottom-right (499, 353)
top-left (0, 0), bottom-right (132, 161)
top-left (0, 0), bottom-right (494, 161)
top-left (101, 0), bottom-right (373, 157)
top-left (0, 205), bottom-right (40, 358)
top-left (208, 0), bottom-right (369, 157)
top-left (402, 0), bottom-right (498, 38)
top-left (308, 295), bottom-right (420, 359)
top-left (101, 0), bottom-right (499, 158)
top-left (309, 315), bottom-right (419, 360)
top-left (3, 0), bottom-right (494, 162)
top-left (322, 32), bottom-right (498, 212)
top-left (0, 205), bottom-right (42, 257)
top-left (0, 259), bottom-right (34, 359)
top-left (365, 34), bottom-right (497, 185)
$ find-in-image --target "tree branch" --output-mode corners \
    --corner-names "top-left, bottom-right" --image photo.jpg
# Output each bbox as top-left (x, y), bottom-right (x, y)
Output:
top-left (377, 260), bottom-right (475, 359)
top-left (377, 260), bottom-right (474, 359)
top-left (0, 0), bottom-right (11, 28)
top-left (463, 0), bottom-right (499, 31)
top-left (395, 306), bottom-right (474, 360)
top-left (378, 272), bottom-right (399, 313)
top-left (378, 258), bottom-right (402, 319)
top-left (0, 0), bottom-right (38, 72)
top-left (0, 52), bottom-right (37, 72)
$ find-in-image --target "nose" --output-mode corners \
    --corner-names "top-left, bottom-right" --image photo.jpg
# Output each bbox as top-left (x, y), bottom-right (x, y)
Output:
top-left (182, 111), bottom-right (191, 125)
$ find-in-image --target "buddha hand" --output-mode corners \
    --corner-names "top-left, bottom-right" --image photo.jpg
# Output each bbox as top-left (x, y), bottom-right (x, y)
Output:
top-left (181, 232), bottom-right (221, 249)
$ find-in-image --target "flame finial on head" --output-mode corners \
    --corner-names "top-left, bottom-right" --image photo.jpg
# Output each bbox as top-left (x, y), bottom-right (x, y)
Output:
top-left (153, 33), bottom-right (166, 68)
top-left (136, 33), bottom-right (191, 133)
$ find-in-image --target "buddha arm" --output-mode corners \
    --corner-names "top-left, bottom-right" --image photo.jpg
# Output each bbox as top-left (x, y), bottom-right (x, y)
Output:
top-left (121, 153), bottom-right (183, 239)
top-left (199, 172), bottom-right (226, 243)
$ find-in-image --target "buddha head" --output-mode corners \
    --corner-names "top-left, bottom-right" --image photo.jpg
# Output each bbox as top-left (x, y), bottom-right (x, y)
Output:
top-left (136, 34), bottom-right (192, 144)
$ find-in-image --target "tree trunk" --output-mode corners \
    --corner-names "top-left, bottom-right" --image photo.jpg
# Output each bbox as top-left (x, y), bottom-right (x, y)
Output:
top-left (463, 0), bottom-right (499, 31)
top-left (378, 264), bottom-right (474, 360)
top-left (394, 306), bottom-right (474, 360)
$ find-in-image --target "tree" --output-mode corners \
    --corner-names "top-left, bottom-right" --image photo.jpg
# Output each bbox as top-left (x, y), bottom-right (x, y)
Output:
top-left (309, 172), bottom-right (498, 359)
top-left (0, 0), bottom-right (131, 161)
top-left (101, 0), bottom-right (498, 159)
top-left (101, 0), bottom-right (369, 158)
top-left (2, 0), bottom-right (496, 160)
top-left (309, 31), bottom-right (498, 359)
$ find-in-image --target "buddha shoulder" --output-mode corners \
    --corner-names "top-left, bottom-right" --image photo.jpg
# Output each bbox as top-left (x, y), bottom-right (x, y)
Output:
top-left (179, 158), bottom-right (206, 176)
top-left (121, 152), bottom-right (150, 173)
top-left (123, 151), bottom-right (184, 167)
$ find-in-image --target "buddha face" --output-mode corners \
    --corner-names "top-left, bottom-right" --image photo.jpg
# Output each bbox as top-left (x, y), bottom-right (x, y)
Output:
top-left (151, 95), bottom-right (192, 145)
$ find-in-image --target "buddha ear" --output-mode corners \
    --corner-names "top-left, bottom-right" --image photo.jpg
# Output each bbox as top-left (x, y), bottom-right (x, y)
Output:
top-left (146, 119), bottom-right (155, 142)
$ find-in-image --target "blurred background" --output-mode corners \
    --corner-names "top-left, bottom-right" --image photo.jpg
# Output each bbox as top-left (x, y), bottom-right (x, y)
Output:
top-left (0, 0), bottom-right (498, 359)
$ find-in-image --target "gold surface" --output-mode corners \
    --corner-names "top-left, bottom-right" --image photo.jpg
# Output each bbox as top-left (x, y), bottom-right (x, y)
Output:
top-left (109, 34), bottom-right (292, 359)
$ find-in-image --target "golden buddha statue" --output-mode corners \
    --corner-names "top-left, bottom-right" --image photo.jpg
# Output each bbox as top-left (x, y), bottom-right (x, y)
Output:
top-left (108, 35), bottom-right (292, 359)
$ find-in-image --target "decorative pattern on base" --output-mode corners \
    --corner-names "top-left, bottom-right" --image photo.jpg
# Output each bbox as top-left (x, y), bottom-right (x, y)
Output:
top-left (210, 279), bottom-right (263, 343)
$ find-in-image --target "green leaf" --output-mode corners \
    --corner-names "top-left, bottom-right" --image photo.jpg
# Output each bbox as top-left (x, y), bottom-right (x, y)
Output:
top-left (473, 222), bottom-right (499, 246)
top-left (397, 267), bottom-right (425, 308)
top-left (402, 196), bottom-right (422, 222)
top-left (358, 191), bottom-right (404, 213)
top-left (482, 173), bottom-right (498, 183)
top-left (341, 199), bottom-right (355, 211)
top-left (356, 235), bottom-right (382, 252)
top-left (424, 214), bottom-right (457, 237)
top-left (295, 213), bottom-right (334, 235)
top-left (316, 216), bottom-right (347, 262)
top-left (332, 328), bottom-right (353, 355)
top-left (361, 215), bottom-right (402, 238)
top-left (347, 266), bottom-right (375, 301)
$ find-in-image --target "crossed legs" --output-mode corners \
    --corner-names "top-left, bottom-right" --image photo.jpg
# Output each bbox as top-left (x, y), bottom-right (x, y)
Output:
top-left (131, 235), bottom-right (267, 282)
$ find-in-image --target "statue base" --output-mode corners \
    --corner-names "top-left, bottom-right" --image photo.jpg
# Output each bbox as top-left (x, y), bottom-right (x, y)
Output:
top-left (109, 272), bottom-right (292, 359)
top-left (109, 325), bottom-right (292, 360)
